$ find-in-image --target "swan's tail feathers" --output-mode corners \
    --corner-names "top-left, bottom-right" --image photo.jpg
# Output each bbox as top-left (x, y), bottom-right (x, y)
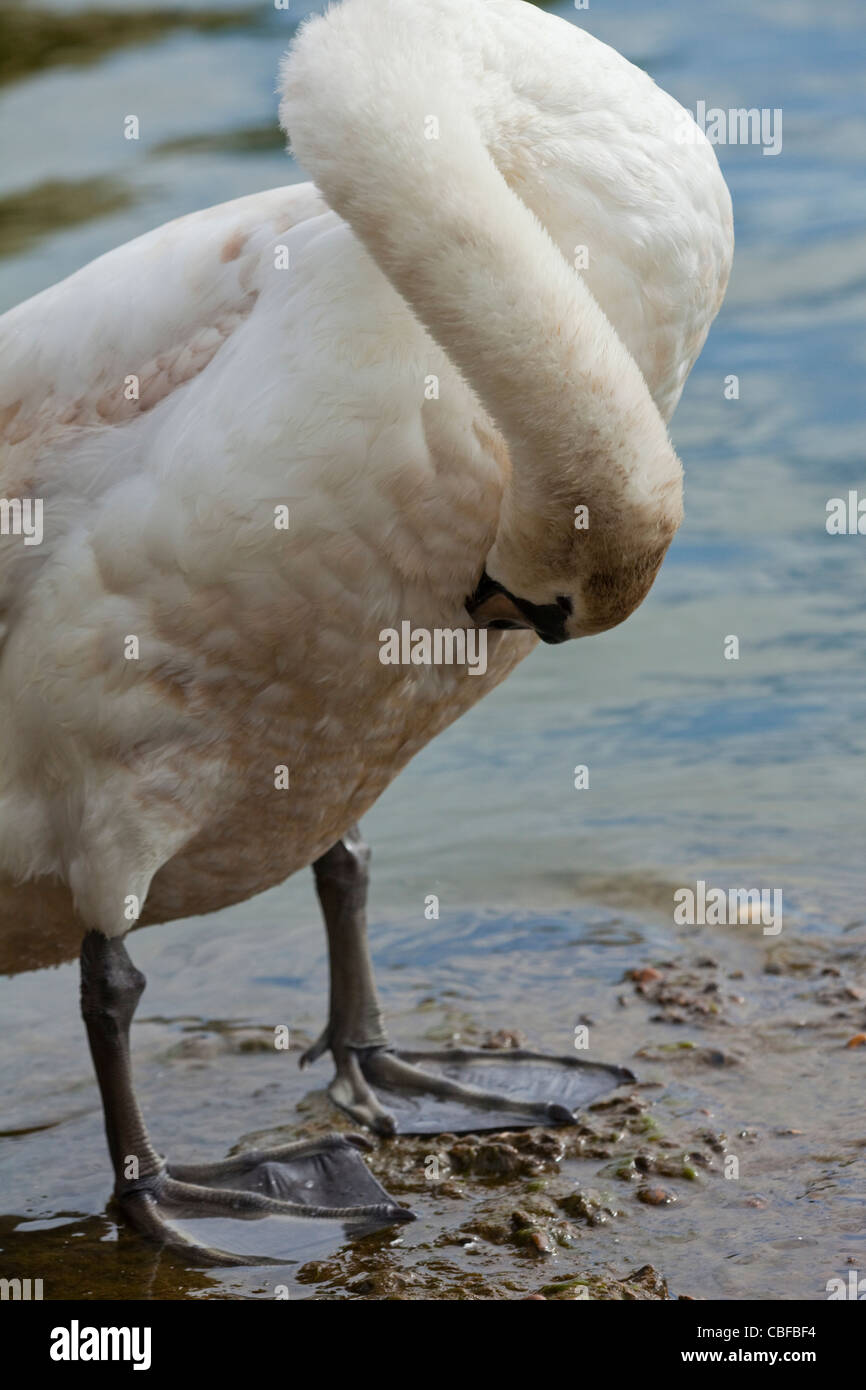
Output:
top-left (280, 0), bottom-right (683, 612)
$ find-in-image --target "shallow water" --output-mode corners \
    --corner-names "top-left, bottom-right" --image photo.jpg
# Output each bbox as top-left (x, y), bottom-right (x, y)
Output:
top-left (1, 0), bottom-right (865, 1300)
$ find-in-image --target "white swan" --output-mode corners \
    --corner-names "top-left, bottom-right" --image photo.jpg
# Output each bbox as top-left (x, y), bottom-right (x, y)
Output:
top-left (0, 0), bottom-right (732, 1259)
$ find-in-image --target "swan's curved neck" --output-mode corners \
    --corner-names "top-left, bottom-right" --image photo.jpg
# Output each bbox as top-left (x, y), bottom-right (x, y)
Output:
top-left (281, 0), bottom-right (682, 633)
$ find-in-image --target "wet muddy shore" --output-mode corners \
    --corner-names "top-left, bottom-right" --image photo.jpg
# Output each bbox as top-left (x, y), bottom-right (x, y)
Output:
top-left (2, 899), bottom-right (863, 1301)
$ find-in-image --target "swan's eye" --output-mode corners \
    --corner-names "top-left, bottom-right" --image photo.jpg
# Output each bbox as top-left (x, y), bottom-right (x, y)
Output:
top-left (555, 595), bottom-right (573, 615)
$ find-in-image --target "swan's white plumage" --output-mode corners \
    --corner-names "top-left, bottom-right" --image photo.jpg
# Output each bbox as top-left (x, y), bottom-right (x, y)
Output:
top-left (0, 0), bottom-right (731, 970)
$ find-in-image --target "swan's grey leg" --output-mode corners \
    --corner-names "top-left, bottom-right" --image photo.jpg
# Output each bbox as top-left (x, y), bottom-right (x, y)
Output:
top-left (80, 930), bottom-right (164, 1183)
top-left (306, 829), bottom-right (633, 1135)
top-left (80, 930), bottom-right (411, 1265)
top-left (302, 826), bottom-right (399, 1134)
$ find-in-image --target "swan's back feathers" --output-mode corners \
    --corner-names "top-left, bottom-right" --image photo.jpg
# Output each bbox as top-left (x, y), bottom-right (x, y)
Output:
top-left (0, 183), bottom-right (325, 641)
top-left (0, 184), bottom-right (324, 459)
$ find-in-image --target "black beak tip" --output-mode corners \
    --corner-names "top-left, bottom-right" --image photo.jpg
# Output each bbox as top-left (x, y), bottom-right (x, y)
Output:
top-left (466, 569), bottom-right (571, 643)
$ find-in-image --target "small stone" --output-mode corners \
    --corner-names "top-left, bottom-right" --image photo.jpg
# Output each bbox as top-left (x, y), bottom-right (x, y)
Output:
top-left (625, 1264), bottom-right (669, 1297)
top-left (475, 1142), bottom-right (523, 1176)
top-left (637, 1185), bottom-right (677, 1206)
top-left (701, 1049), bottom-right (731, 1066)
top-left (482, 1028), bottom-right (527, 1050)
top-left (513, 1226), bottom-right (556, 1256)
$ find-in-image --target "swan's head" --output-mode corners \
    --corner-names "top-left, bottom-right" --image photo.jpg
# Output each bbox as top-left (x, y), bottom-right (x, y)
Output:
top-left (466, 477), bottom-right (682, 644)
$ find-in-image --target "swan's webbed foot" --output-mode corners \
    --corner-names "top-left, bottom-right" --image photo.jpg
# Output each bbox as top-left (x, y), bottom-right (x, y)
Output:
top-left (318, 1043), bottom-right (634, 1136)
top-left (310, 826), bottom-right (634, 1137)
top-left (80, 929), bottom-right (412, 1267)
top-left (117, 1134), bottom-right (413, 1266)
top-left (301, 1034), bottom-right (398, 1135)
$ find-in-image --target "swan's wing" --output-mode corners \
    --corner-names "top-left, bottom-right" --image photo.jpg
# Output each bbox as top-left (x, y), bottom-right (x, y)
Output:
top-left (0, 181), bottom-right (327, 635)
top-left (0, 182), bottom-right (326, 467)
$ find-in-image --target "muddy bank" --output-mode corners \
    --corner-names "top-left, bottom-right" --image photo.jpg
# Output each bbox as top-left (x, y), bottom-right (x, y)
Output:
top-left (2, 904), bottom-right (863, 1300)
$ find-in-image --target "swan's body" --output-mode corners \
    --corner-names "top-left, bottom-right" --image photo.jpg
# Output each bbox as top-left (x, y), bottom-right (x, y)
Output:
top-left (1, 182), bottom-right (541, 968)
top-left (0, 0), bottom-right (731, 976)
top-left (0, 0), bottom-right (731, 1262)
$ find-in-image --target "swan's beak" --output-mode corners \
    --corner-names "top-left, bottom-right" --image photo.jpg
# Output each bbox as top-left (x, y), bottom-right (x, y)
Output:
top-left (465, 570), bottom-right (571, 644)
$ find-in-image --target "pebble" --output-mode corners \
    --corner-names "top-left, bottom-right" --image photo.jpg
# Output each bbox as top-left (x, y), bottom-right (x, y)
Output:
top-left (482, 1028), bottom-right (527, 1050)
top-left (637, 1185), bottom-right (677, 1206)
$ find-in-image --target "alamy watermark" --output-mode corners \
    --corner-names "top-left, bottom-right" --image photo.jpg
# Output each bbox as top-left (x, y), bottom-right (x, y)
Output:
top-left (826, 1269), bottom-right (866, 1299)
top-left (826, 491), bottom-right (866, 534)
top-left (0, 497), bottom-right (43, 545)
top-left (1, 1276), bottom-right (43, 1299)
top-left (674, 880), bottom-right (783, 935)
top-left (674, 100), bottom-right (782, 156)
top-left (50, 1321), bottom-right (151, 1370)
top-left (379, 621), bottom-right (487, 676)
